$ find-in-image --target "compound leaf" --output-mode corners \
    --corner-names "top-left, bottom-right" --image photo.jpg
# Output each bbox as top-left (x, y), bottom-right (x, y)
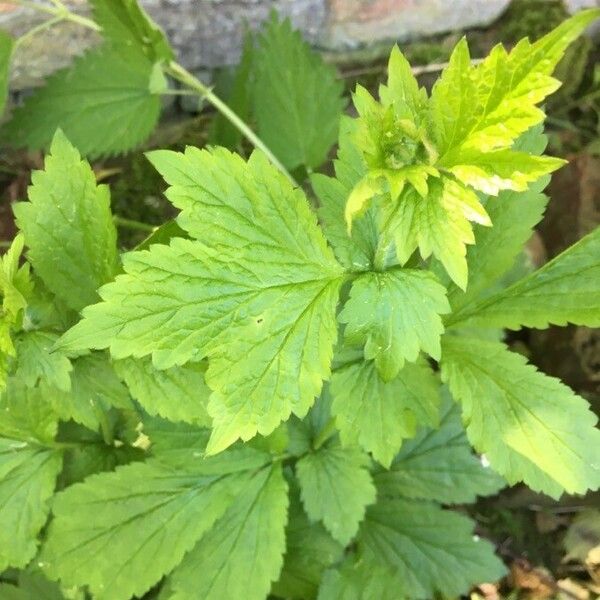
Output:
top-left (448, 226), bottom-right (600, 330)
top-left (3, 48), bottom-right (162, 158)
top-left (59, 148), bottom-right (345, 453)
top-left (170, 463), bottom-right (288, 600)
top-left (296, 445), bottom-right (376, 545)
top-left (374, 394), bottom-right (504, 503)
top-left (41, 448), bottom-right (272, 600)
top-left (0, 439), bottom-right (62, 571)
top-left (252, 15), bottom-right (346, 171)
top-left (115, 357), bottom-right (211, 426)
top-left (441, 336), bottom-right (600, 496)
top-left (358, 498), bottom-right (506, 598)
top-left (330, 357), bottom-right (440, 468)
top-left (13, 131), bottom-right (118, 312)
top-left (339, 269), bottom-right (449, 380)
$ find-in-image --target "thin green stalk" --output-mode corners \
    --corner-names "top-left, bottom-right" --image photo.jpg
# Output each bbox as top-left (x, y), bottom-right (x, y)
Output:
top-left (312, 417), bottom-right (338, 450)
top-left (165, 61), bottom-right (296, 186)
top-left (12, 0), bottom-right (100, 32)
top-left (15, 15), bottom-right (63, 49)
top-left (113, 215), bottom-right (156, 233)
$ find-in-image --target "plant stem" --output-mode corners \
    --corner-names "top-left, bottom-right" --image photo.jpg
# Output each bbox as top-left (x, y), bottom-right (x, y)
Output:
top-left (312, 417), bottom-right (338, 450)
top-left (15, 14), bottom-right (63, 49)
top-left (11, 0), bottom-right (101, 32)
top-left (113, 215), bottom-right (156, 233)
top-left (165, 61), bottom-right (296, 186)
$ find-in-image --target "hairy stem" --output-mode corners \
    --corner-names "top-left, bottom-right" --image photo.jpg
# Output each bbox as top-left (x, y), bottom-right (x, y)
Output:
top-left (165, 61), bottom-right (296, 185)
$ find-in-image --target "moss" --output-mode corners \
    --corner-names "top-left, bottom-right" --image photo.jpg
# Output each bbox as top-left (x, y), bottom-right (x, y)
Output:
top-left (499, 0), bottom-right (567, 43)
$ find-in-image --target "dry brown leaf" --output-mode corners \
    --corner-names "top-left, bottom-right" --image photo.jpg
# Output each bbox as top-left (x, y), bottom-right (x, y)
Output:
top-left (511, 558), bottom-right (557, 598)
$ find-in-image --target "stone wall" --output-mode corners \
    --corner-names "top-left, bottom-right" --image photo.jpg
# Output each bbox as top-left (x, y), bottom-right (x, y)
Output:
top-left (1, 0), bottom-right (598, 88)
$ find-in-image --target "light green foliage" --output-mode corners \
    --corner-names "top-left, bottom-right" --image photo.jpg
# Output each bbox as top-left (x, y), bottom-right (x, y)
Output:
top-left (339, 269), bottom-right (449, 380)
top-left (252, 15), bottom-right (346, 171)
top-left (374, 396), bottom-right (504, 503)
top-left (344, 11), bottom-right (598, 287)
top-left (58, 148), bottom-right (345, 453)
top-left (170, 464), bottom-right (288, 600)
top-left (447, 126), bottom-right (550, 312)
top-left (14, 331), bottom-right (72, 392)
top-left (449, 226), bottom-right (600, 329)
top-left (2, 12), bottom-right (600, 600)
top-left (14, 132), bottom-right (118, 311)
top-left (114, 357), bottom-right (211, 425)
top-left (3, 48), bottom-right (162, 157)
top-left (272, 491), bottom-right (343, 600)
top-left (312, 118), bottom-right (379, 272)
top-left (296, 445), bottom-right (376, 545)
top-left (49, 353), bottom-right (132, 431)
top-left (330, 357), bottom-right (440, 468)
top-left (357, 498), bottom-right (506, 598)
top-left (0, 439), bottom-right (62, 571)
top-left (0, 382), bottom-right (62, 572)
top-left (0, 31), bottom-right (13, 116)
top-left (441, 336), bottom-right (600, 496)
top-left (0, 380), bottom-right (59, 444)
top-left (0, 571), bottom-right (68, 600)
top-left (90, 0), bottom-right (173, 61)
top-left (41, 448), bottom-right (273, 600)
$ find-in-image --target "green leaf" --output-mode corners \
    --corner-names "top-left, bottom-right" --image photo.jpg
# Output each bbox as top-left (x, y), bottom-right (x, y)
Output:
top-left (0, 31), bottom-right (13, 116)
top-left (446, 127), bottom-right (550, 313)
top-left (339, 269), bottom-right (449, 380)
top-left (0, 572), bottom-right (67, 600)
top-left (431, 10), bottom-right (600, 156)
top-left (373, 393), bottom-right (504, 503)
top-left (318, 559), bottom-right (401, 600)
top-left (91, 0), bottom-right (173, 61)
top-left (115, 357), bottom-right (211, 425)
top-left (429, 37), bottom-right (477, 156)
top-left (312, 173), bottom-right (377, 272)
top-left (330, 357), bottom-right (440, 468)
top-left (312, 118), bottom-right (379, 271)
top-left (380, 45), bottom-right (427, 122)
top-left (170, 463), bottom-right (288, 600)
top-left (49, 353), bottom-right (132, 432)
top-left (381, 176), bottom-right (490, 289)
top-left (440, 149), bottom-right (564, 195)
top-left (0, 380), bottom-right (59, 444)
top-left (3, 48), bottom-right (161, 158)
top-left (358, 498), bottom-right (506, 598)
top-left (13, 131), bottom-right (118, 312)
top-left (14, 331), bottom-right (72, 392)
top-left (58, 148), bottom-right (345, 453)
top-left (448, 226), bottom-right (600, 330)
top-left (441, 336), bottom-right (600, 496)
top-left (0, 438), bottom-right (62, 571)
top-left (272, 490), bottom-right (343, 600)
top-left (296, 445), bottom-right (376, 545)
top-left (41, 448), bottom-right (272, 600)
top-left (0, 234), bottom-right (33, 324)
top-left (252, 15), bottom-right (346, 171)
